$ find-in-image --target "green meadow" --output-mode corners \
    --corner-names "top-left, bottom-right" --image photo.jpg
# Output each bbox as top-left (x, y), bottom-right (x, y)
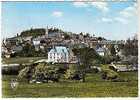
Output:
top-left (2, 71), bottom-right (138, 97)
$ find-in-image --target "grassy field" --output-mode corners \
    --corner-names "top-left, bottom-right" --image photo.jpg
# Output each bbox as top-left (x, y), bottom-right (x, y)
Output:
top-left (2, 71), bottom-right (138, 97)
top-left (2, 57), bottom-right (46, 64)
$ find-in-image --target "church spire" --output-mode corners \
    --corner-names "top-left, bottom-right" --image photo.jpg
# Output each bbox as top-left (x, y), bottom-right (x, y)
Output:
top-left (45, 26), bottom-right (48, 38)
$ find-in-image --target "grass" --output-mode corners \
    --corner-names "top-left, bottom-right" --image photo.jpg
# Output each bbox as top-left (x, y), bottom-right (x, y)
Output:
top-left (2, 71), bottom-right (138, 97)
top-left (2, 57), bottom-right (46, 64)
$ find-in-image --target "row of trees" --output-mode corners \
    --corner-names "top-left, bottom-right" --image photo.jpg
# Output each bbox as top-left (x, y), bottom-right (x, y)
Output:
top-left (121, 37), bottom-right (138, 56)
top-left (20, 27), bottom-right (65, 38)
top-left (20, 28), bottom-right (46, 37)
top-left (63, 32), bottom-right (106, 40)
top-left (15, 43), bottom-right (48, 57)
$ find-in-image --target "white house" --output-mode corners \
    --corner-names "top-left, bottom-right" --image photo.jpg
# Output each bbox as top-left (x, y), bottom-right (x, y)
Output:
top-left (32, 39), bottom-right (40, 51)
top-left (48, 46), bottom-right (69, 63)
top-left (96, 47), bottom-right (105, 56)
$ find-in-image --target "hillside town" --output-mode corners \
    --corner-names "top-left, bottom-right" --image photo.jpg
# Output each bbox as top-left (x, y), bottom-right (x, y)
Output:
top-left (2, 26), bottom-right (138, 74)
top-left (2, 27), bottom-right (138, 97)
top-left (1, 1), bottom-right (138, 97)
top-left (2, 27), bottom-right (126, 61)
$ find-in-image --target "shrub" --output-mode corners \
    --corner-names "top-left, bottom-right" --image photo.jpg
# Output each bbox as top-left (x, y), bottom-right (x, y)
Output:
top-left (18, 67), bottom-right (30, 81)
top-left (109, 65), bottom-right (118, 72)
top-left (32, 63), bottom-right (61, 82)
top-left (64, 64), bottom-right (83, 80)
top-left (18, 63), bottom-right (62, 83)
top-left (101, 69), bottom-right (118, 81)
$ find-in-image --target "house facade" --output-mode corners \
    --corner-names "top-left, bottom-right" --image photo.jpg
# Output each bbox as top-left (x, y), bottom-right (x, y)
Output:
top-left (48, 46), bottom-right (69, 63)
top-left (96, 47), bottom-right (105, 56)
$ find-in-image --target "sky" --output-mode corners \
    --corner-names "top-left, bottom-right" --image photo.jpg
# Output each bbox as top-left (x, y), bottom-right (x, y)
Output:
top-left (1, 1), bottom-right (138, 40)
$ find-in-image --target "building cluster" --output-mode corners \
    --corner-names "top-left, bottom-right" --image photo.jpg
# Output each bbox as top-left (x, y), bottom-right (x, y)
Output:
top-left (2, 27), bottom-right (125, 63)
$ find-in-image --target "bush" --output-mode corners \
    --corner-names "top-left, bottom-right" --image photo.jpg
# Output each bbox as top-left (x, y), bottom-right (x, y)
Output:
top-left (33, 63), bottom-right (61, 82)
top-left (109, 65), bottom-right (118, 72)
top-left (101, 69), bottom-right (118, 81)
top-left (18, 63), bottom-right (62, 83)
top-left (18, 67), bottom-right (31, 82)
top-left (64, 64), bottom-right (83, 80)
top-left (102, 56), bottom-right (114, 64)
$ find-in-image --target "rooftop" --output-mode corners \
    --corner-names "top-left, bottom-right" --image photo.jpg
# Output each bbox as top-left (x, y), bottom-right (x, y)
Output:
top-left (96, 47), bottom-right (105, 52)
top-left (49, 46), bottom-right (68, 54)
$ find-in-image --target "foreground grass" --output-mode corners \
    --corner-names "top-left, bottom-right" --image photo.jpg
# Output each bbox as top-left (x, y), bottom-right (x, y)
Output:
top-left (2, 71), bottom-right (138, 97)
top-left (2, 57), bottom-right (46, 64)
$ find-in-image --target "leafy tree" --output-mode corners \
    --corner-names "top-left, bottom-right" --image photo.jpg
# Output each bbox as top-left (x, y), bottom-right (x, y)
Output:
top-left (20, 28), bottom-right (46, 37)
top-left (18, 67), bottom-right (31, 82)
top-left (18, 63), bottom-right (62, 83)
top-left (72, 47), bottom-right (101, 82)
top-left (122, 37), bottom-right (138, 56)
top-left (84, 33), bottom-right (90, 38)
top-left (110, 45), bottom-right (116, 56)
top-left (79, 32), bottom-right (83, 36)
top-left (102, 54), bottom-right (120, 64)
top-left (92, 34), bottom-right (95, 37)
top-left (97, 37), bottom-right (103, 41)
top-left (65, 64), bottom-right (81, 80)
top-left (101, 65), bottom-right (119, 81)
top-left (21, 43), bottom-right (35, 57)
top-left (63, 33), bottom-right (71, 40)
top-left (15, 42), bottom-right (48, 57)
top-left (97, 37), bottom-right (106, 41)
top-left (80, 48), bottom-right (99, 67)
top-left (102, 55), bottom-right (114, 64)
top-left (48, 27), bottom-right (64, 33)
top-left (101, 69), bottom-right (118, 81)
top-left (76, 34), bottom-right (79, 39)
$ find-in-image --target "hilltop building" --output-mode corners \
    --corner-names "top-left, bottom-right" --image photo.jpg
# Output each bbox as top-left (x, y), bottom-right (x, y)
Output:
top-left (45, 26), bottom-right (48, 38)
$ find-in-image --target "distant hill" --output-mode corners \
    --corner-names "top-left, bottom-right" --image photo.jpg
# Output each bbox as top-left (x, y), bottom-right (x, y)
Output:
top-left (20, 28), bottom-right (46, 37)
top-left (20, 27), bottom-right (65, 38)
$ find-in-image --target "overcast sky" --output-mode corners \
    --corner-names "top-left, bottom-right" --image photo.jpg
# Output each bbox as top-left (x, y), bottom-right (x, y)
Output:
top-left (1, 1), bottom-right (138, 40)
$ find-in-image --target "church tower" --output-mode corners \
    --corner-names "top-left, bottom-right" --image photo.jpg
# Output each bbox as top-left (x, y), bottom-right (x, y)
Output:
top-left (45, 26), bottom-right (48, 38)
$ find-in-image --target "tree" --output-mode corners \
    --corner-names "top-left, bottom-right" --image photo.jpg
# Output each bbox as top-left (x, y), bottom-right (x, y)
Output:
top-left (63, 33), bottom-right (71, 40)
top-left (18, 63), bottom-right (62, 83)
top-left (98, 37), bottom-right (103, 41)
top-left (72, 47), bottom-right (101, 82)
top-left (80, 32), bottom-right (83, 36)
top-left (86, 33), bottom-right (90, 37)
top-left (18, 67), bottom-right (31, 82)
top-left (110, 45), bottom-right (116, 56)
top-left (65, 64), bottom-right (82, 80)
top-left (97, 37), bottom-right (106, 41)
top-left (20, 28), bottom-right (46, 37)
top-left (122, 37), bottom-right (138, 56)
top-left (84, 33), bottom-right (90, 38)
top-left (22, 43), bottom-right (35, 57)
top-left (101, 69), bottom-right (118, 81)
